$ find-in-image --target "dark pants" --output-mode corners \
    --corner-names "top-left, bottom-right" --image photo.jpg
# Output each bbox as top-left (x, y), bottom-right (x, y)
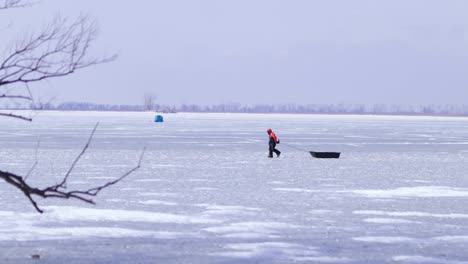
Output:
top-left (269, 142), bottom-right (281, 157)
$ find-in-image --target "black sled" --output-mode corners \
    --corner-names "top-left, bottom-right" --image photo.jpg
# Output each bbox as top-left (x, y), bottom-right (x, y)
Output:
top-left (309, 151), bottom-right (340, 159)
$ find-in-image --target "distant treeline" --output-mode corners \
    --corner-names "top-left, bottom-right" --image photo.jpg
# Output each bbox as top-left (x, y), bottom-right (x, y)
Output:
top-left (3, 102), bottom-right (468, 116)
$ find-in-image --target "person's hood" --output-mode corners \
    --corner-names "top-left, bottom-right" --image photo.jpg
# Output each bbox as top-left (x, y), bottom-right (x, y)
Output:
top-left (267, 128), bottom-right (272, 134)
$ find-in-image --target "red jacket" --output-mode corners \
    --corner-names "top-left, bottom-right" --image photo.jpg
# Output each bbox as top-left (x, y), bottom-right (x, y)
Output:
top-left (267, 128), bottom-right (278, 142)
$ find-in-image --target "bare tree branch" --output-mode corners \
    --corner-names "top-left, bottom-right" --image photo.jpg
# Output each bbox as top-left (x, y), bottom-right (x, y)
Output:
top-left (54, 122), bottom-right (99, 189)
top-left (0, 1), bottom-right (133, 214)
top-left (79, 147), bottom-right (146, 196)
top-left (0, 111), bottom-right (32, 121)
top-left (0, 13), bottom-right (116, 121)
top-left (0, 15), bottom-right (117, 88)
top-left (0, 125), bottom-right (144, 213)
top-left (0, 93), bottom-right (32, 100)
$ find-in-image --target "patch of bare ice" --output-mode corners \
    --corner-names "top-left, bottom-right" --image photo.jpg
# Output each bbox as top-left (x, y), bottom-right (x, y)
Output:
top-left (353, 236), bottom-right (418, 244)
top-left (139, 200), bottom-right (178, 206)
top-left (354, 210), bottom-right (468, 219)
top-left (363, 218), bottom-right (421, 224)
top-left (350, 186), bottom-right (468, 198)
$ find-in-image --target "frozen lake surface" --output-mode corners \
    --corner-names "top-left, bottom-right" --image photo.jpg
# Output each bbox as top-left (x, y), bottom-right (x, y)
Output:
top-left (1, 111), bottom-right (468, 263)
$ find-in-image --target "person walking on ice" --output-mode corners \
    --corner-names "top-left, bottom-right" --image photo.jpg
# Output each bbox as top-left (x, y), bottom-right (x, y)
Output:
top-left (267, 128), bottom-right (281, 158)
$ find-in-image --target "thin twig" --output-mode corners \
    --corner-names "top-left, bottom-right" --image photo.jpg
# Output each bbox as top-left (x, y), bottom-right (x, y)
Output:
top-left (56, 122), bottom-right (99, 189)
top-left (0, 94), bottom-right (32, 100)
top-left (24, 138), bottom-right (40, 180)
top-left (0, 134), bottom-right (145, 213)
top-left (0, 112), bottom-right (32, 121)
top-left (82, 147), bottom-right (146, 196)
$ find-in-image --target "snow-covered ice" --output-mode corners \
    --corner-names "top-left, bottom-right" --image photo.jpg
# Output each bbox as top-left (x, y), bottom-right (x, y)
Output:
top-left (1, 111), bottom-right (468, 263)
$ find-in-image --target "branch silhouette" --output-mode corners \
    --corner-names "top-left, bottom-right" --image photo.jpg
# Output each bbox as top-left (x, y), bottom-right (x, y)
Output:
top-left (0, 123), bottom-right (144, 213)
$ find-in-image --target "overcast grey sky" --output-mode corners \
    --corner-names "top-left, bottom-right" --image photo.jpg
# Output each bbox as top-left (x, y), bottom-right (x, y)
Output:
top-left (2, 0), bottom-right (468, 105)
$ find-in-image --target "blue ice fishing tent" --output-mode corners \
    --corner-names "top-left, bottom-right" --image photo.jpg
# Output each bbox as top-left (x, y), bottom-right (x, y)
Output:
top-left (154, 115), bottom-right (164, 122)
